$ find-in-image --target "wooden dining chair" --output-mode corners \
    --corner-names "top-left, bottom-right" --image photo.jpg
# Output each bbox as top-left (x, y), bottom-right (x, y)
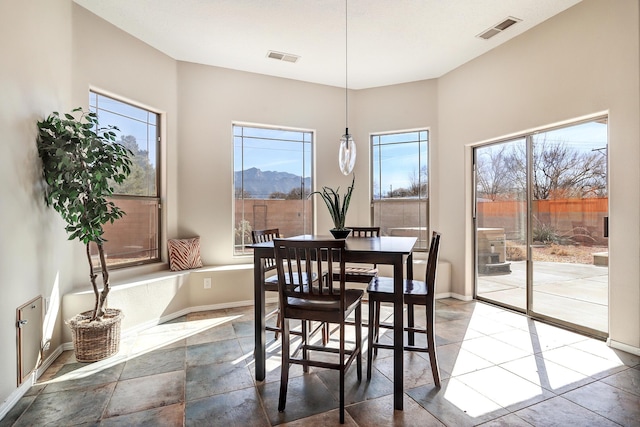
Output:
top-left (332, 226), bottom-right (381, 284)
top-left (274, 238), bottom-right (363, 424)
top-left (251, 228), bottom-right (284, 339)
top-left (252, 228), bottom-right (329, 344)
top-left (366, 231), bottom-right (441, 386)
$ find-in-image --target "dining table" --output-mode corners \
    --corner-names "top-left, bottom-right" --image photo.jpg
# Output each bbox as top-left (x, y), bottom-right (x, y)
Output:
top-left (251, 234), bottom-right (417, 411)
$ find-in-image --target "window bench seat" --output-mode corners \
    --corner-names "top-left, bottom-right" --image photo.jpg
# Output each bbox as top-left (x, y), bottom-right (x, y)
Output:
top-left (61, 263), bottom-right (264, 344)
top-left (61, 257), bottom-right (452, 345)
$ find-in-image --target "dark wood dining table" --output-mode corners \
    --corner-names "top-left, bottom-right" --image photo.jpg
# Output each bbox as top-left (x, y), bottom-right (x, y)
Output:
top-left (251, 234), bottom-right (417, 411)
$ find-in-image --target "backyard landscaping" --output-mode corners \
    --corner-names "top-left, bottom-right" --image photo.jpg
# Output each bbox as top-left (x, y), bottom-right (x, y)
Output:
top-left (507, 243), bottom-right (608, 265)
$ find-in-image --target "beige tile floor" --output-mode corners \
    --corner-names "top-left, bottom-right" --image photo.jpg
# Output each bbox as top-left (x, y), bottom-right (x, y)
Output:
top-left (2, 299), bottom-right (639, 426)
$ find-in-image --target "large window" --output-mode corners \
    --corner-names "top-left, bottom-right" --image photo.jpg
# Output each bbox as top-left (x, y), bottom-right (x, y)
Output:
top-left (372, 130), bottom-right (429, 249)
top-left (90, 91), bottom-right (161, 268)
top-left (233, 124), bottom-right (312, 255)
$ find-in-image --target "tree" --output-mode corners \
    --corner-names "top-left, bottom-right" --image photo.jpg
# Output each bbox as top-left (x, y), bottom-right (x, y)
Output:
top-left (477, 138), bottom-right (607, 201)
top-left (476, 145), bottom-right (518, 201)
top-left (531, 137), bottom-right (606, 199)
top-left (109, 135), bottom-right (156, 196)
top-left (37, 108), bottom-right (132, 321)
top-left (235, 188), bottom-right (252, 199)
top-left (285, 186), bottom-right (310, 200)
top-left (269, 191), bottom-right (287, 199)
top-left (407, 166), bottom-right (428, 197)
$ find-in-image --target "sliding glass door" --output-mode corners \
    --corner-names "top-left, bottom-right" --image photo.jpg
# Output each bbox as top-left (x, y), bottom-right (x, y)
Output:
top-left (475, 138), bottom-right (527, 311)
top-left (474, 118), bottom-right (609, 337)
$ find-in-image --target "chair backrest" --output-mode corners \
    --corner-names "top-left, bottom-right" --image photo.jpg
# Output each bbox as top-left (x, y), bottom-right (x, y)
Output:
top-left (251, 228), bottom-right (280, 271)
top-left (425, 231), bottom-right (441, 301)
top-left (348, 226), bottom-right (380, 238)
top-left (273, 238), bottom-right (347, 314)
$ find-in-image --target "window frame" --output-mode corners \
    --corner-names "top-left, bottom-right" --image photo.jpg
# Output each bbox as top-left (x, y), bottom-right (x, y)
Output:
top-left (89, 90), bottom-right (162, 269)
top-left (232, 122), bottom-right (314, 256)
top-left (370, 128), bottom-right (430, 250)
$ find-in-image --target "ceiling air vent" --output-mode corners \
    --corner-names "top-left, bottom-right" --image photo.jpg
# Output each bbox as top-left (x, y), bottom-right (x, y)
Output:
top-left (477, 16), bottom-right (521, 40)
top-left (267, 50), bottom-right (300, 63)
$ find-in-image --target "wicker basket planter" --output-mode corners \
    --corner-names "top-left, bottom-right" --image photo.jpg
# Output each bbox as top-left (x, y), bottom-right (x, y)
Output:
top-left (68, 308), bottom-right (123, 362)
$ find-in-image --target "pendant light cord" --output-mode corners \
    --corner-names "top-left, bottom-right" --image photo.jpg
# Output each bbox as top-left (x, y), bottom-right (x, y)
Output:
top-left (345, 0), bottom-right (349, 136)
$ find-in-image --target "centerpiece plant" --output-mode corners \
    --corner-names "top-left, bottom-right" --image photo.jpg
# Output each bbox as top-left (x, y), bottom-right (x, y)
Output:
top-left (37, 107), bottom-right (133, 361)
top-left (309, 175), bottom-right (354, 238)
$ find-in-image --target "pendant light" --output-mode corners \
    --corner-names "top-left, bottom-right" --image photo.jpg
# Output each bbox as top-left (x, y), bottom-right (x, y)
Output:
top-left (338, 0), bottom-right (356, 175)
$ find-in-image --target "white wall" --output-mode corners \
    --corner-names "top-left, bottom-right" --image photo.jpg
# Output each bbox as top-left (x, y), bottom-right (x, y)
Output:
top-left (72, 3), bottom-right (180, 271)
top-left (0, 0), bottom-right (181, 409)
top-left (354, 79), bottom-right (439, 226)
top-left (176, 62), bottom-right (361, 264)
top-left (0, 0), bottom-right (74, 406)
top-left (437, 0), bottom-right (640, 348)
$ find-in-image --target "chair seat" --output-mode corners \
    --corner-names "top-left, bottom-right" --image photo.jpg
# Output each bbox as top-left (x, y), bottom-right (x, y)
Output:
top-left (285, 289), bottom-right (363, 322)
top-left (333, 266), bottom-right (378, 284)
top-left (366, 276), bottom-right (429, 304)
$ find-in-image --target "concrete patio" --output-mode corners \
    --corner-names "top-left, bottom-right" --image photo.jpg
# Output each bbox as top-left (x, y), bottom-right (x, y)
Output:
top-left (477, 261), bottom-right (609, 334)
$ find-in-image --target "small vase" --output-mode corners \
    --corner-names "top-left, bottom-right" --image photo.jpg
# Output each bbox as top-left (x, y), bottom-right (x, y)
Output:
top-left (330, 228), bottom-right (352, 239)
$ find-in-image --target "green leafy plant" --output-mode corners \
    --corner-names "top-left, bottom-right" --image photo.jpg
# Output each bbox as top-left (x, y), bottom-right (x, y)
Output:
top-left (308, 175), bottom-right (354, 230)
top-left (533, 216), bottom-right (559, 244)
top-left (37, 108), bottom-right (133, 321)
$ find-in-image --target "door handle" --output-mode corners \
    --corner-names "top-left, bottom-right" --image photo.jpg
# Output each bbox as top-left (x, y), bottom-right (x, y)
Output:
top-left (604, 216), bottom-right (609, 238)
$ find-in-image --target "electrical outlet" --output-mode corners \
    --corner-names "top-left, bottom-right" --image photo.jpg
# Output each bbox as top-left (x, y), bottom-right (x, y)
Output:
top-left (204, 278), bottom-right (212, 289)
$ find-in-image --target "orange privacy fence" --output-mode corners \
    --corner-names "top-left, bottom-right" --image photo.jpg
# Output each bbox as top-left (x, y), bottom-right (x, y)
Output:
top-left (478, 198), bottom-right (607, 215)
top-left (477, 197), bottom-right (608, 245)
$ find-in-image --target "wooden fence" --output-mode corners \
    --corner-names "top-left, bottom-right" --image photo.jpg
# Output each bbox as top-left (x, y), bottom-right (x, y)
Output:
top-left (477, 197), bottom-right (608, 245)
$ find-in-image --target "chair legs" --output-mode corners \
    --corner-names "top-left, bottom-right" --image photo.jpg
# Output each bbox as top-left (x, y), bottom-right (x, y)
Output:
top-left (279, 308), bottom-right (362, 424)
top-left (407, 302), bottom-right (415, 346)
top-left (355, 304), bottom-right (363, 381)
top-left (278, 318), bottom-right (290, 413)
top-left (275, 310), bottom-right (281, 340)
top-left (426, 304), bottom-right (440, 386)
top-left (367, 299), bottom-right (377, 380)
top-left (367, 300), bottom-right (440, 386)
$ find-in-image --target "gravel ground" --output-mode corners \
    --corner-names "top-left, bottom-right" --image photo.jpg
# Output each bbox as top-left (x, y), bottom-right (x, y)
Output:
top-left (507, 243), bottom-right (608, 265)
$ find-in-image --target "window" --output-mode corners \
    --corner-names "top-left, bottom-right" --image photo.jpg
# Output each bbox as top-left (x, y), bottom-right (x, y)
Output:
top-left (90, 91), bottom-right (161, 268)
top-left (233, 124), bottom-right (313, 255)
top-left (372, 130), bottom-right (429, 249)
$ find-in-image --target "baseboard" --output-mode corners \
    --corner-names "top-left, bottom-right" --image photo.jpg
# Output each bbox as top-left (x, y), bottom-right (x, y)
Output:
top-left (0, 375), bottom-right (33, 421)
top-left (607, 338), bottom-right (640, 356)
top-left (448, 292), bottom-right (474, 301)
top-left (36, 346), bottom-right (64, 378)
top-left (0, 343), bottom-right (66, 420)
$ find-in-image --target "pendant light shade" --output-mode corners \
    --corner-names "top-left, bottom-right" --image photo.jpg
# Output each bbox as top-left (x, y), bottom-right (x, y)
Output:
top-left (338, 0), bottom-right (356, 175)
top-left (339, 128), bottom-right (356, 175)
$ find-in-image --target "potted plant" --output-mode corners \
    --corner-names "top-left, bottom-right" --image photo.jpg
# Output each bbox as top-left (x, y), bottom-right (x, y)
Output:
top-left (309, 175), bottom-right (355, 238)
top-left (37, 107), bottom-right (133, 362)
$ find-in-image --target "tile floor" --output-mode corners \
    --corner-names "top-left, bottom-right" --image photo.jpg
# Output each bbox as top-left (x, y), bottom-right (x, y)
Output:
top-left (2, 299), bottom-right (639, 426)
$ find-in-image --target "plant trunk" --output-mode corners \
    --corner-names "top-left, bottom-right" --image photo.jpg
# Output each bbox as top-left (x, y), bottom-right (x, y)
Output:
top-left (85, 242), bottom-right (100, 320)
top-left (96, 242), bottom-right (110, 320)
top-left (85, 242), bottom-right (111, 321)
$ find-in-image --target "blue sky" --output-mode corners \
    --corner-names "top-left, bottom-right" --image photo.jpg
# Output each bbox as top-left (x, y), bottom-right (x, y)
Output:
top-left (90, 92), bottom-right (158, 167)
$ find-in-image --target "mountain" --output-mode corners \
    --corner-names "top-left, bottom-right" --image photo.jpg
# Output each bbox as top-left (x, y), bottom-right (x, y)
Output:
top-left (234, 167), bottom-right (311, 198)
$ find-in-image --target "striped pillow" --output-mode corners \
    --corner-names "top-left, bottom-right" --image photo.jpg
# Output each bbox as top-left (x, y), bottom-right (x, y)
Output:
top-left (168, 237), bottom-right (203, 271)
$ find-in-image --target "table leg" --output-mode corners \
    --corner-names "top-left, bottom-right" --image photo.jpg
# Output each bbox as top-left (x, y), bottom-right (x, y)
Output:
top-left (393, 259), bottom-right (404, 410)
top-left (254, 254), bottom-right (266, 381)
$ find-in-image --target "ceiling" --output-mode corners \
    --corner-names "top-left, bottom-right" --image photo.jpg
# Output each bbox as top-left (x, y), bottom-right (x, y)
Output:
top-left (74, 0), bottom-right (581, 90)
